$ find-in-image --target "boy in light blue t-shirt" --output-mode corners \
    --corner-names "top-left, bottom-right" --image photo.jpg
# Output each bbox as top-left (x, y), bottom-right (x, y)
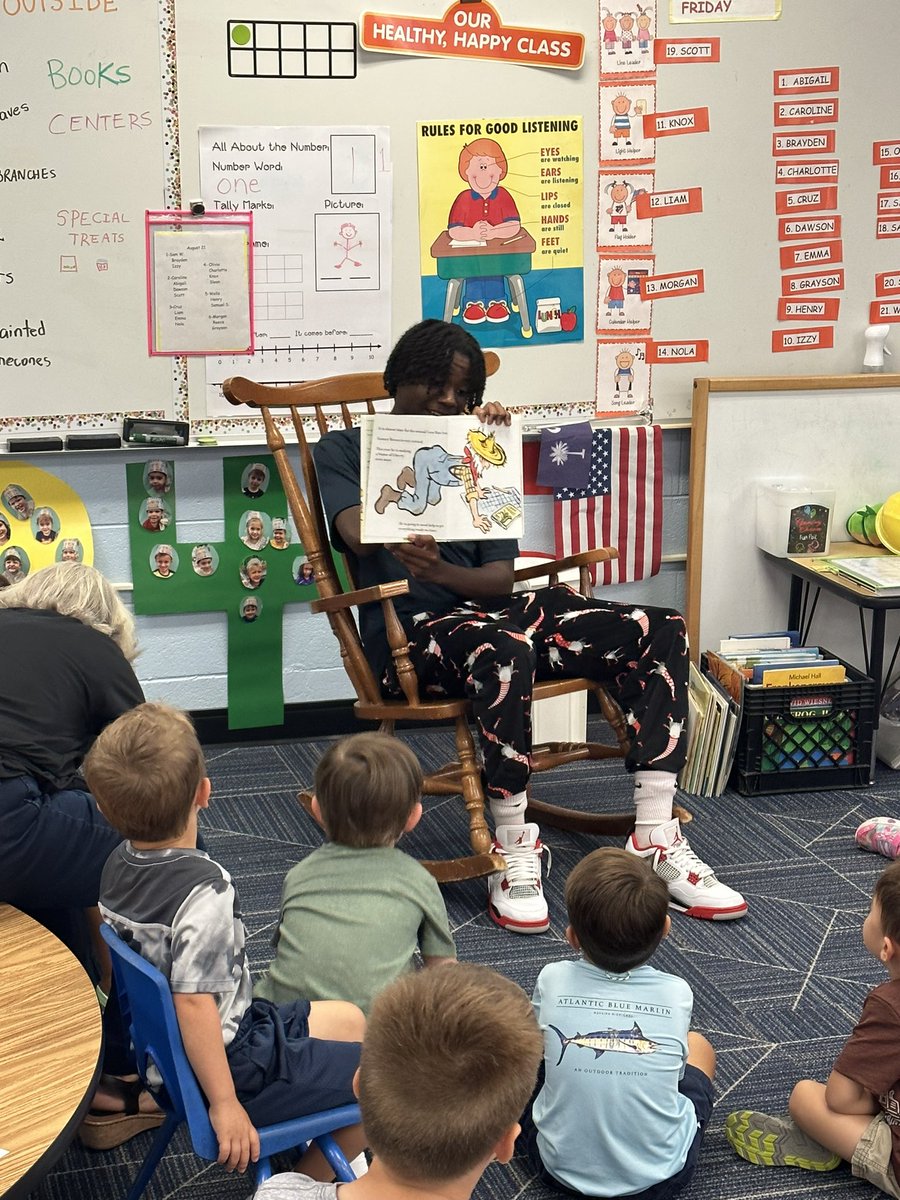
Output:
top-left (521, 848), bottom-right (716, 1199)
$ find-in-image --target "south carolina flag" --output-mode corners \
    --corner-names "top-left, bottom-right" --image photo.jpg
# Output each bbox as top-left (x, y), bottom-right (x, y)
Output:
top-left (553, 425), bottom-right (663, 585)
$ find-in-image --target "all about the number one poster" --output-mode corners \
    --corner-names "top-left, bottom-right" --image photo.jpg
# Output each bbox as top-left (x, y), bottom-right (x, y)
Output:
top-left (417, 115), bottom-right (584, 348)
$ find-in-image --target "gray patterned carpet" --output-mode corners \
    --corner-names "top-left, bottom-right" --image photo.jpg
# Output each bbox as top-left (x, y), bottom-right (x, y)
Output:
top-left (34, 722), bottom-right (900, 1200)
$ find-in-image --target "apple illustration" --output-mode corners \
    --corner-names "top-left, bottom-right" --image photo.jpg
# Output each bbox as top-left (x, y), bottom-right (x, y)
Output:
top-left (559, 306), bottom-right (578, 332)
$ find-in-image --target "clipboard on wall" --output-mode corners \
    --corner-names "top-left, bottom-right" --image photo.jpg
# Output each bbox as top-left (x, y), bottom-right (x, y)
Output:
top-left (145, 210), bottom-right (254, 357)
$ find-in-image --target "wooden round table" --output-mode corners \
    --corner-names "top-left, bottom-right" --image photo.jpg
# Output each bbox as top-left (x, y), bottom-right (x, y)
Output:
top-left (0, 904), bottom-right (103, 1199)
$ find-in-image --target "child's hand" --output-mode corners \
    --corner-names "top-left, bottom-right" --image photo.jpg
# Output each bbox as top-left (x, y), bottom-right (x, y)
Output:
top-left (471, 401), bottom-right (511, 426)
top-left (209, 1097), bottom-right (260, 1173)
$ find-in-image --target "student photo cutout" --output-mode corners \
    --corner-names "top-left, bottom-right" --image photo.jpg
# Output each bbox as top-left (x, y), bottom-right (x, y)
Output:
top-left (240, 595), bottom-right (261, 623)
top-left (32, 507), bottom-right (59, 544)
top-left (294, 557), bottom-right (316, 586)
top-left (143, 459), bottom-right (172, 495)
top-left (0, 516), bottom-right (10, 547)
top-left (191, 545), bottom-right (218, 577)
top-left (3, 546), bottom-right (28, 582)
top-left (57, 537), bottom-right (84, 563)
top-left (241, 462), bottom-right (269, 499)
top-left (150, 543), bottom-right (178, 578)
top-left (3, 484), bottom-right (34, 521)
top-left (269, 518), bottom-right (290, 550)
top-left (240, 555), bottom-right (267, 590)
top-left (140, 497), bottom-right (170, 532)
top-left (240, 510), bottom-right (269, 551)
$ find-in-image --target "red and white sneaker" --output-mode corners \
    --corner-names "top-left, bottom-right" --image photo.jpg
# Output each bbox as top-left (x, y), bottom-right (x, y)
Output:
top-left (485, 300), bottom-right (511, 323)
top-left (626, 818), bottom-right (747, 920)
top-left (463, 301), bottom-right (487, 324)
top-left (488, 823), bottom-right (550, 934)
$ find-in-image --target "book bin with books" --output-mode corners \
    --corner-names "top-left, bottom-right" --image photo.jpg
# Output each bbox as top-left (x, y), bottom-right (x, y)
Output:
top-left (733, 650), bottom-right (875, 796)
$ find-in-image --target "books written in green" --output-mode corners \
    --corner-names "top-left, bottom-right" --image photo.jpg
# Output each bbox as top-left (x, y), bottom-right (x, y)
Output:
top-left (828, 555), bottom-right (900, 595)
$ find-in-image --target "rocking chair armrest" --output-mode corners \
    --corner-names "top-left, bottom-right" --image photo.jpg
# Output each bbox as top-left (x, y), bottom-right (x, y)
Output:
top-left (311, 578), bottom-right (410, 614)
top-left (513, 547), bottom-right (619, 583)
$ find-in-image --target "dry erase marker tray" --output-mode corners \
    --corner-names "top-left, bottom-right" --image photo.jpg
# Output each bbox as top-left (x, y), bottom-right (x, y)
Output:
top-left (733, 649), bottom-right (874, 796)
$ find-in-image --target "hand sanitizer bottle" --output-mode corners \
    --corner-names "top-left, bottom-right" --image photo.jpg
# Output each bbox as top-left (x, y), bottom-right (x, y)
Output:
top-left (862, 324), bottom-right (892, 372)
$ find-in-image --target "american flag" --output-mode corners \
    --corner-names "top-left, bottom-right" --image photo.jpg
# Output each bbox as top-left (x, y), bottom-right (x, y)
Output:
top-left (553, 425), bottom-right (662, 585)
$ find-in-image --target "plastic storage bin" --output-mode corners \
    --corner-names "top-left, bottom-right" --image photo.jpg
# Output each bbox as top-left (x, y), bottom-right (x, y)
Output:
top-left (733, 649), bottom-right (875, 795)
top-left (756, 483), bottom-right (835, 557)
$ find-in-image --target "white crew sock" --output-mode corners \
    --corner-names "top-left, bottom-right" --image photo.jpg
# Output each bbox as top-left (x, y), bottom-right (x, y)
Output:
top-left (632, 770), bottom-right (678, 846)
top-left (490, 791), bottom-right (528, 839)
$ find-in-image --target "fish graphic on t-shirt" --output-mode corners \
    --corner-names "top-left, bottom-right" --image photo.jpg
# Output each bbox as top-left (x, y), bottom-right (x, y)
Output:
top-left (549, 1021), bottom-right (659, 1065)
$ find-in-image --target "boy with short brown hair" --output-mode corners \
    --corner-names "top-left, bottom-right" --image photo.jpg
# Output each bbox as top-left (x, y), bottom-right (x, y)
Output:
top-left (727, 860), bottom-right (900, 1196)
top-left (88, 702), bottom-right (364, 1177)
top-left (255, 732), bottom-right (455, 1014)
top-left (523, 848), bottom-right (716, 1199)
top-left (255, 962), bottom-right (544, 1200)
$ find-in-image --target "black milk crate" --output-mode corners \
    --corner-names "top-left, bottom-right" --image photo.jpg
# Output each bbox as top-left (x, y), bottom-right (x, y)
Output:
top-left (733, 650), bottom-right (875, 796)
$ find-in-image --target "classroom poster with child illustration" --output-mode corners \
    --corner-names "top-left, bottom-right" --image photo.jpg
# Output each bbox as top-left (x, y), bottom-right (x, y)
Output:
top-left (417, 116), bottom-right (584, 347)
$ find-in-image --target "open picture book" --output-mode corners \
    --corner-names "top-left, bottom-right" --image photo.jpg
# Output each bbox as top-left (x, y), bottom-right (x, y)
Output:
top-left (359, 414), bottom-right (524, 543)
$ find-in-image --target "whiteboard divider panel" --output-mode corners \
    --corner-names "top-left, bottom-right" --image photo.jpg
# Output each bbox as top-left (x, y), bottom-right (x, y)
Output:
top-left (686, 373), bottom-right (900, 660)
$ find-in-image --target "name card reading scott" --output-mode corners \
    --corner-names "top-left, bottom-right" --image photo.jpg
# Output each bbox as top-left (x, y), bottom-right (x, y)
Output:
top-left (870, 300), bottom-right (900, 322)
top-left (779, 239), bottom-right (842, 269)
top-left (875, 272), bottom-right (900, 296)
top-left (646, 339), bottom-right (709, 362)
top-left (874, 141), bottom-right (900, 165)
top-left (774, 186), bottom-right (838, 214)
top-left (778, 214), bottom-right (841, 241)
top-left (781, 267), bottom-right (844, 295)
top-left (773, 98), bottom-right (839, 126)
top-left (775, 159), bottom-right (839, 184)
top-left (777, 297), bottom-right (840, 321)
top-left (653, 38), bottom-right (720, 62)
top-left (772, 326), bottom-right (834, 352)
top-left (639, 269), bottom-right (704, 300)
top-left (773, 67), bottom-right (840, 94)
top-left (634, 187), bottom-right (703, 219)
top-left (772, 130), bottom-right (836, 156)
top-left (642, 107), bottom-right (710, 138)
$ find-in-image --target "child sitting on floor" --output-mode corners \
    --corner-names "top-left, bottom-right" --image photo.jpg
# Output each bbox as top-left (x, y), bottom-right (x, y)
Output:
top-left (726, 859), bottom-right (900, 1197)
top-left (86, 701), bottom-right (365, 1176)
top-left (254, 962), bottom-right (544, 1200)
top-left (521, 847), bottom-right (716, 1199)
top-left (857, 818), bottom-right (900, 859)
top-left (255, 732), bottom-right (456, 1014)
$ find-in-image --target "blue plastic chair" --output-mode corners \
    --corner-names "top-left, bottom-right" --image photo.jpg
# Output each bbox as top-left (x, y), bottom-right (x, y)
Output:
top-left (100, 922), bottom-right (361, 1198)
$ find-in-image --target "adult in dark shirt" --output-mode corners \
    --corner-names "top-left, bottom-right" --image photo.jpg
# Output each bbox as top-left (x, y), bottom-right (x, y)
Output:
top-left (0, 562), bottom-right (145, 968)
top-left (313, 320), bottom-right (746, 936)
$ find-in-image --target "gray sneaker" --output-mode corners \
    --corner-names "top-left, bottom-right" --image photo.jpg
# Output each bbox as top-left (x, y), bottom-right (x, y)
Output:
top-left (725, 1110), bottom-right (840, 1171)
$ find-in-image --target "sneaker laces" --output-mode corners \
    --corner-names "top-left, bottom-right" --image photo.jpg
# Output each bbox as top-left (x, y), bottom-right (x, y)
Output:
top-left (665, 833), bottom-right (717, 882)
top-left (501, 841), bottom-right (552, 898)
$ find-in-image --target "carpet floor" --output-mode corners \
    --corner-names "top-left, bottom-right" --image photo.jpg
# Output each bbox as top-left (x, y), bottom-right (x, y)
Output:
top-left (33, 722), bottom-right (900, 1200)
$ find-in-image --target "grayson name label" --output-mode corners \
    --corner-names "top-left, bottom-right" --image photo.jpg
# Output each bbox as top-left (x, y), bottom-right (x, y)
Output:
top-left (781, 267), bottom-right (844, 295)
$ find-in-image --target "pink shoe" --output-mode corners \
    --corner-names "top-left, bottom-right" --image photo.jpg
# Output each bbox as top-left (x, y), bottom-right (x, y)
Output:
top-left (856, 818), bottom-right (900, 859)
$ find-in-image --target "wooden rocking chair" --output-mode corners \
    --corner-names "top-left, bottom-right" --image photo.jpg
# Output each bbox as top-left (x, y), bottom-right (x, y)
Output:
top-left (223, 360), bottom-right (639, 883)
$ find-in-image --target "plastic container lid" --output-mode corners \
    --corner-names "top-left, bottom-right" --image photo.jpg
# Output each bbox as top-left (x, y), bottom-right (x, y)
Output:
top-left (875, 491), bottom-right (900, 556)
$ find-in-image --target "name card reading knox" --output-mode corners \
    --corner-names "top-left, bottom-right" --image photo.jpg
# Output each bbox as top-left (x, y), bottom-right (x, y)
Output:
top-left (639, 269), bottom-right (704, 300)
top-left (634, 187), bottom-right (702, 220)
top-left (642, 107), bottom-right (709, 138)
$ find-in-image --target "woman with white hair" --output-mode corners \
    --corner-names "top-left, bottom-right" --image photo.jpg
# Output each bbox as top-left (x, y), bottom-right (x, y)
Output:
top-left (0, 562), bottom-right (143, 966)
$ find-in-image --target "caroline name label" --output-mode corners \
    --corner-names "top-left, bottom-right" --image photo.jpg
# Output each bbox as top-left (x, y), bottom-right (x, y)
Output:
top-left (639, 269), bottom-right (704, 299)
top-left (642, 107), bottom-right (710, 138)
top-left (634, 187), bottom-right (703, 219)
top-left (773, 98), bottom-right (839, 126)
top-left (772, 326), bottom-right (834, 352)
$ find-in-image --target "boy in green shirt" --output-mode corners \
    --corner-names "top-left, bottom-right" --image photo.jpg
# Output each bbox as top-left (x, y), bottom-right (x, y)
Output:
top-left (255, 733), bottom-right (456, 1014)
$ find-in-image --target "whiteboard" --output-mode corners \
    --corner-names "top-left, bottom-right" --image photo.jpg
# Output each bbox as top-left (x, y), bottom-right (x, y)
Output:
top-left (3, 0), bottom-right (898, 430)
top-left (687, 375), bottom-right (900, 670)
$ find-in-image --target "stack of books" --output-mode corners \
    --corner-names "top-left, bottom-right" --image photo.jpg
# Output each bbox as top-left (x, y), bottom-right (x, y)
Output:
top-left (712, 632), bottom-right (846, 687)
top-left (826, 555), bottom-right (900, 596)
top-left (680, 656), bottom-right (742, 799)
